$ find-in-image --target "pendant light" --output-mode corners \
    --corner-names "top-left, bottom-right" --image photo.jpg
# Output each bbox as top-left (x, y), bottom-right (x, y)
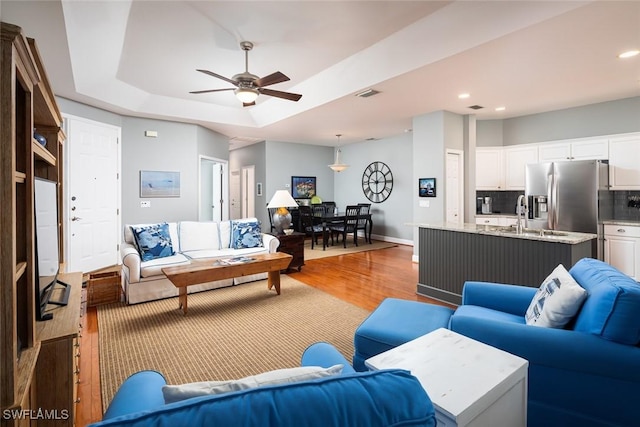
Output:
top-left (329, 134), bottom-right (349, 172)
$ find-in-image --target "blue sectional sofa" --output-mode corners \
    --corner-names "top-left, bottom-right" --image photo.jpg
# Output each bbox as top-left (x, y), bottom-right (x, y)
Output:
top-left (89, 342), bottom-right (437, 427)
top-left (449, 258), bottom-right (640, 427)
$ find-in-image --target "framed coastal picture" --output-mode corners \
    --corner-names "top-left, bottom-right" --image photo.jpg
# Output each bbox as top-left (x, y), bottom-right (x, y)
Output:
top-left (419, 177), bottom-right (436, 197)
top-left (291, 176), bottom-right (316, 199)
top-left (140, 170), bottom-right (181, 197)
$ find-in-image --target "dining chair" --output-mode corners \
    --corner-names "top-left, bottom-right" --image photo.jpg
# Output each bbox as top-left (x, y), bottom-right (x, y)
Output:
top-left (267, 207), bottom-right (277, 233)
top-left (331, 205), bottom-right (361, 248)
top-left (356, 203), bottom-right (372, 243)
top-left (298, 205), bottom-right (325, 249)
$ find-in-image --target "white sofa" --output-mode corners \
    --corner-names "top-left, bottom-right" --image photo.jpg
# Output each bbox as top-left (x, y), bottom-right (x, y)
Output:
top-left (120, 219), bottom-right (280, 304)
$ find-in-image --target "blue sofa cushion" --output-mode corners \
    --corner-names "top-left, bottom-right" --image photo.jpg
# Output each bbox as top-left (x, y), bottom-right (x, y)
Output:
top-left (570, 258), bottom-right (640, 345)
top-left (92, 369), bottom-right (436, 427)
top-left (230, 219), bottom-right (264, 249)
top-left (131, 223), bottom-right (175, 261)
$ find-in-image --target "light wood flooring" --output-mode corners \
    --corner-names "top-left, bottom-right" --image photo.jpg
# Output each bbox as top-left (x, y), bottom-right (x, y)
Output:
top-left (76, 243), bottom-right (452, 426)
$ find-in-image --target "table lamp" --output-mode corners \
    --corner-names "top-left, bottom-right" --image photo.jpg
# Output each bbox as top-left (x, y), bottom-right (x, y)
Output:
top-left (267, 190), bottom-right (299, 234)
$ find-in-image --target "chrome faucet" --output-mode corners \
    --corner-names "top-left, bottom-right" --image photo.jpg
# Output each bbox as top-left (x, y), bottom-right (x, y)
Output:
top-left (516, 195), bottom-right (526, 234)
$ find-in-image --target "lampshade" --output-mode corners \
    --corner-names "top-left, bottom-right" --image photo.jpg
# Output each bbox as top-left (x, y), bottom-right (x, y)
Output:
top-left (268, 190), bottom-right (298, 234)
top-left (267, 190), bottom-right (298, 208)
top-left (235, 87), bottom-right (259, 103)
top-left (329, 134), bottom-right (349, 172)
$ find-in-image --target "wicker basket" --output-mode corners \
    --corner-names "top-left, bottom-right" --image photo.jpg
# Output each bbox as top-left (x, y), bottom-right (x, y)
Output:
top-left (87, 271), bottom-right (122, 306)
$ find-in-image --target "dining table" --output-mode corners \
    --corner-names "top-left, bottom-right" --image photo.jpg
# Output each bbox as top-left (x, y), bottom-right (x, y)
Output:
top-left (313, 210), bottom-right (373, 250)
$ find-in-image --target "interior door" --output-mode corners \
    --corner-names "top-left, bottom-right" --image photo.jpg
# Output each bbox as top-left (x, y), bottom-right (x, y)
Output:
top-left (199, 156), bottom-right (227, 222)
top-left (446, 150), bottom-right (464, 224)
top-left (230, 170), bottom-right (241, 220)
top-left (241, 165), bottom-right (255, 218)
top-left (65, 116), bottom-right (121, 273)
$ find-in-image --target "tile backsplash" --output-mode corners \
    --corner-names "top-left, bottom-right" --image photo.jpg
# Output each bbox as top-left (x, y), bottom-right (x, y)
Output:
top-left (610, 191), bottom-right (640, 221)
top-left (477, 190), bottom-right (640, 222)
top-left (476, 191), bottom-right (523, 215)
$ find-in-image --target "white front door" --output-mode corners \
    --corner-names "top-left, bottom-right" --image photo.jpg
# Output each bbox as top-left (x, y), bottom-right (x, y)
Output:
top-left (446, 149), bottom-right (464, 224)
top-left (65, 116), bottom-right (120, 273)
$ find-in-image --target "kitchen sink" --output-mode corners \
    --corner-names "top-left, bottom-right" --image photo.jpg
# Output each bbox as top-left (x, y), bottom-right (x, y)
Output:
top-left (480, 225), bottom-right (569, 237)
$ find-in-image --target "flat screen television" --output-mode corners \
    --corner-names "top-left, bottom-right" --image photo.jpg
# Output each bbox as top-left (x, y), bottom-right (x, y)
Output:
top-left (34, 177), bottom-right (69, 321)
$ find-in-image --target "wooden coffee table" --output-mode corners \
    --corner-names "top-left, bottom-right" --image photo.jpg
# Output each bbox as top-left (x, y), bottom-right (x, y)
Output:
top-left (162, 252), bottom-right (292, 315)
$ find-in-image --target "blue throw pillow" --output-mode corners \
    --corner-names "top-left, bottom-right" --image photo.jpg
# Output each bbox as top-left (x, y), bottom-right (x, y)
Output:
top-left (230, 220), bottom-right (264, 249)
top-left (131, 223), bottom-right (175, 261)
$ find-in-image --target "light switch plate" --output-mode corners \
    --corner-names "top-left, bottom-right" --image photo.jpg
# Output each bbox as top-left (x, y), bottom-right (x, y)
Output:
top-left (140, 200), bottom-right (151, 208)
top-left (419, 200), bottom-right (430, 208)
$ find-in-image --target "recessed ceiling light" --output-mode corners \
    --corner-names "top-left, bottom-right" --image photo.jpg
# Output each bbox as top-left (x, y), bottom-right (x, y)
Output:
top-left (618, 50), bottom-right (639, 59)
top-left (495, 106), bottom-right (506, 112)
top-left (458, 93), bottom-right (470, 99)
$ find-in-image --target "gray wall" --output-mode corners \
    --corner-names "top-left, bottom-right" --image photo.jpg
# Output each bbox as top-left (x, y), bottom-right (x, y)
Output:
top-left (59, 98), bottom-right (230, 228)
top-left (338, 134), bottom-right (413, 241)
top-left (58, 97), bottom-right (123, 128)
top-left (121, 117), bottom-right (230, 225)
top-left (477, 96), bottom-right (640, 147)
top-left (229, 142), bottom-right (267, 225)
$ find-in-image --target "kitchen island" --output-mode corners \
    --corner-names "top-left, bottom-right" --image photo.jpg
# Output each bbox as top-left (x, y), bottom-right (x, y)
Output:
top-left (414, 222), bottom-right (597, 305)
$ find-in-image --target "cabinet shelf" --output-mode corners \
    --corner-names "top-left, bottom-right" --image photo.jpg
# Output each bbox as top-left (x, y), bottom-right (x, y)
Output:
top-left (15, 262), bottom-right (27, 282)
top-left (14, 171), bottom-right (27, 183)
top-left (33, 140), bottom-right (56, 166)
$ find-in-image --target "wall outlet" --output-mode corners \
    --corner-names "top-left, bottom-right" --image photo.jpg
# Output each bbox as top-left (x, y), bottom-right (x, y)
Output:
top-left (140, 200), bottom-right (151, 208)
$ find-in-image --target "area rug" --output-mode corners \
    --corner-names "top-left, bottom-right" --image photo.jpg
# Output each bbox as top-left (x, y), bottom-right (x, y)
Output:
top-left (304, 239), bottom-right (397, 260)
top-left (97, 275), bottom-right (370, 409)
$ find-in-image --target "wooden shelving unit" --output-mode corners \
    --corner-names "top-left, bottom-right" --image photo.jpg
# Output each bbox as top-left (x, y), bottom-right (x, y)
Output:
top-left (1, 22), bottom-right (66, 426)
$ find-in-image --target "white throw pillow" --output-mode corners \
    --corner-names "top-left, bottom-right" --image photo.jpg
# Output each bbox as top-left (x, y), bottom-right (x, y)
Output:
top-left (525, 264), bottom-right (588, 328)
top-left (162, 364), bottom-right (343, 404)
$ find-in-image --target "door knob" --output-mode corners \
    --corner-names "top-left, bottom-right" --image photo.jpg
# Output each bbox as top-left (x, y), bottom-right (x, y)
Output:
top-left (71, 216), bottom-right (82, 221)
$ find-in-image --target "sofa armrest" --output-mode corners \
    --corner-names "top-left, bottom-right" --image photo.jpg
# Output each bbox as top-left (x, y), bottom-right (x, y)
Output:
top-left (102, 370), bottom-right (167, 420)
top-left (450, 313), bottom-right (640, 382)
top-left (121, 242), bottom-right (141, 283)
top-left (262, 233), bottom-right (280, 253)
top-left (301, 342), bottom-right (356, 374)
top-left (462, 281), bottom-right (536, 316)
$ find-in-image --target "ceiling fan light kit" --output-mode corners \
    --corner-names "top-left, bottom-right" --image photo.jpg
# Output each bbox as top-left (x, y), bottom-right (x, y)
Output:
top-left (190, 41), bottom-right (302, 106)
top-left (235, 87), bottom-right (259, 103)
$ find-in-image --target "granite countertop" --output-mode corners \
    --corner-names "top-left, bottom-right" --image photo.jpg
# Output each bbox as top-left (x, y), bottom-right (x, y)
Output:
top-left (601, 219), bottom-right (640, 227)
top-left (409, 222), bottom-right (597, 245)
top-left (476, 213), bottom-right (518, 218)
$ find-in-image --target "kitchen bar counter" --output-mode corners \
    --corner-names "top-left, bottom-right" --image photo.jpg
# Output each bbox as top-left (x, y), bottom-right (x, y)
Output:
top-left (601, 219), bottom-right (640, 226)
top-left (411, 222), bottom-right (597, 244)
top-left (413, 223), bottom-right (597, 305)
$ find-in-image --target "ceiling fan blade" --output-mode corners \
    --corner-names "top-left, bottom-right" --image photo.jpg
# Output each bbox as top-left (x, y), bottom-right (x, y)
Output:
top-left (254, 71), bottom-right (290, 88)
top-left (243, 101), bottom-right (256, 107)
top-left (189, 88), bottom-right (235, 94)
top-left (196, 69), bottom-right (238, 86)
top-left (259, 88), bottom-right (302, 102)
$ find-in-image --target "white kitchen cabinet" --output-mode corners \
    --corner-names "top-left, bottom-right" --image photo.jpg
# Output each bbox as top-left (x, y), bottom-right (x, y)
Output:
top-left (538, 138), bottom-right (608, 162)
top-left (476, 148), bottom-right (504, 190)
top-left (504, 145), bottom-right (539, 190)
top-left (571, 138), bottom-right (609, 160)
top-left (609, 134), bottom-right (640, 190)
top-left (475, 216), bottom-right (519, 227)
top-left (476, 216), bottom-right (501, 226)
top-left (538, 142), bottom-right (571, 162)
top-left (604, 224), bottom-right (640, 280)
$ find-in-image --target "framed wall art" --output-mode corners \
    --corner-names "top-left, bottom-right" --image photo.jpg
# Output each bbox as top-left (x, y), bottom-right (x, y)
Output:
top-left (140, 170), bottom-right (181, 197)
top-left (419, 177), bottom-right (436, 197)
top-left (291, 176), bottom-right (316, 199)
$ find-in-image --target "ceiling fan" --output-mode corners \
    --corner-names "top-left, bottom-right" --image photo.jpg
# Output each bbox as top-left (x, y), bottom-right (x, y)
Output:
top-left (190, 41), bottom-right (302, 107)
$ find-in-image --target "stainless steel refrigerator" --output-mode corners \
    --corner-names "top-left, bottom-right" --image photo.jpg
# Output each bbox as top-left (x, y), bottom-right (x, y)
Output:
top-left (525, 160), bottom-right (609, 257)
